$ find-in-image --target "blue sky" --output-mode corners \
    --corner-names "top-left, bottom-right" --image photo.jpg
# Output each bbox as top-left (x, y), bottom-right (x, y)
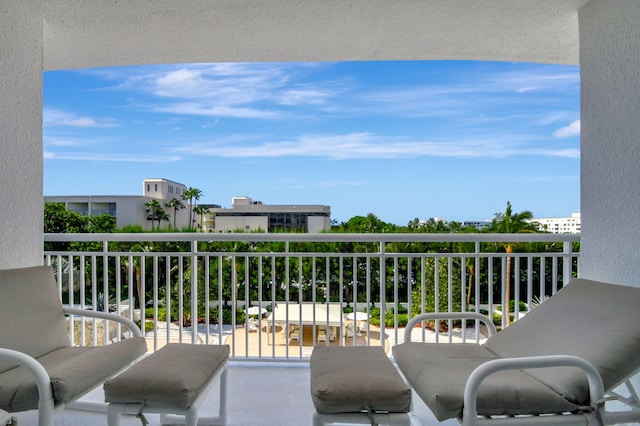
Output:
top-left (43, 61), bottom-right (580, 225)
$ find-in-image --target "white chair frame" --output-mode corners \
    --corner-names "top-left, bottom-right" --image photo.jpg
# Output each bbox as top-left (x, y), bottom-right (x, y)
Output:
top-left (0, 307), bottom-right (142, 426)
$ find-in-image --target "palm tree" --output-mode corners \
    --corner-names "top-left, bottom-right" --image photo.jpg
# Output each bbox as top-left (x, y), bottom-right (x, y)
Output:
top-left (192, 205), bottom-right (209, 230)
top-left (157, 211), bottom-right (170, 229)
top-left (487, 201), bottom-right (538, 325)
top-left (181, 187), bottom-right (203, 230)
top-left (166, 198), bottom-right (186, 229)
top-left (144, 199), bottom-right (165, 230)
top-left (123, 244), bottom-right (153, 310)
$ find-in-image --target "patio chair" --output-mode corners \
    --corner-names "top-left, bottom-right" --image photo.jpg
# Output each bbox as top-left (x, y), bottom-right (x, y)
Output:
top-left (317, 327), bottom-right (327, 343)
top-left (290, 325), bottom-right (300, 342)
top-left (329, 326), bottom-right (337, 342)
top-left (392, 278), bottom-right (640, 425)
top-left (344, 323), bottom-right (355, 339)
top-left (0, 409), bottom-right (14, 425)
top-left (0, 266), bottom-right (147, 426)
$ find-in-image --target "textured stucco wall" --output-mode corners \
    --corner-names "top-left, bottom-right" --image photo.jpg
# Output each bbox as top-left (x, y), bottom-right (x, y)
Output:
top-left (0, 1), bottom-right (44, 269)
top-left (579, 0), bottom-right (640, 285)
top-left (3, 0), bottom-right (640, 279)
top-left (40, 0), bottom-right (584, 71)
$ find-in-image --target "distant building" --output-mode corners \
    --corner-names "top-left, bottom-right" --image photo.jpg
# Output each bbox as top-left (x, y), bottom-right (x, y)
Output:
top-left (460, 213), bottom-right (581, 234)
top-left (462, 220), bottom-right (492, 230)
top-left (45, 178), bottom-right (190, 230)
top-left (46, 181), bottom-right (331, 233)
top-left (202, 196), bottom-right (331, 233)
top-left (530, 212), bottom-right (581, 234)
top-left (143, 177), bottom-right (187, 201)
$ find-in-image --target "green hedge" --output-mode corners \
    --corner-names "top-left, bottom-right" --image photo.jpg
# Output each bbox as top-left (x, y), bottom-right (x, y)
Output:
top-left (368, 307), bottom-right (409, 327)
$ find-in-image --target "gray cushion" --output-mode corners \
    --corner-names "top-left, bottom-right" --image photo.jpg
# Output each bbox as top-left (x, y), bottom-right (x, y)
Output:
top-left (393, 278), bottom-right (640, 421)
top-left (393, 343), bottom-right (580, 421)
top-left (310, 346), bottom-right (411, 414)
top-left (0, 337), bottom-right (147, 412)
top-left (0, 266), bottom-right (70, 373)
top-left (485, 279), bottom-right (640, 404)
top-left (104, 344), bottom-right (230, 410)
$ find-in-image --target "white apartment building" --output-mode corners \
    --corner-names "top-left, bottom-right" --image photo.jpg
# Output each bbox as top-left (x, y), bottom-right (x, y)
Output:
top-left (461, 212), bottom-right (581, 234)
top-left (45, 178), bottom-right (190, 231)
top-left (531, 212), bottom-right (581, 234)
top-left (202, 196), bottom-right (331, 233)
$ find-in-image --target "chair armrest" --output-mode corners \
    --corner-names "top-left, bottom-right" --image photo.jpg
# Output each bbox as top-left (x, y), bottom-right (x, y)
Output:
top-left (63, 307), bottom-right (143, 338)
top-left (404, 312), bottom-right (498, 343)
top-left (0, 348), bottom-right (55, 424)
top-left (461, 355), bottom-right (605, 426)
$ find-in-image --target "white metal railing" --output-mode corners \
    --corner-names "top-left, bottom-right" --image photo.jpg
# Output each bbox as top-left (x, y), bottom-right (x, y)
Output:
top-left (44, 232), bottom-right (579, 360)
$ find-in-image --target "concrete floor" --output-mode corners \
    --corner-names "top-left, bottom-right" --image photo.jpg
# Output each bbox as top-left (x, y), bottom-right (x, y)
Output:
top-left (9, 361), bottom-right (456, 426)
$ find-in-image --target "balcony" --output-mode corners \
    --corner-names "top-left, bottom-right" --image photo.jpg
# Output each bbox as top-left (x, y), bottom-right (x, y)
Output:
top-left (44, 232), bottom-right (579, 356)
top-left (35, 232), bottom-right (579, 425)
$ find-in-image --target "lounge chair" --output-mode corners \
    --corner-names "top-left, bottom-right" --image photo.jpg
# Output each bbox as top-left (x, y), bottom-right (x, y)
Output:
top-left (0, 266), bottom-right (147, 426)
top-left (290, 325), bottom-right (300, 342)
top-left (344, 323), bottom-right (355, 339)
top-left (317, 327), bottom-right (327, 343)
top-left (329, 326), bottom-right (337, 342)
top-left (393, 278), bottom-right (640, 425)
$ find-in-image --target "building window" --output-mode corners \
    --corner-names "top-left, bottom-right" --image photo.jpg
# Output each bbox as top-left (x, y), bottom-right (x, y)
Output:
top-left (154, 184), bottom-right (158, 191)
top-left (146, 183), bottom-right (150, 191)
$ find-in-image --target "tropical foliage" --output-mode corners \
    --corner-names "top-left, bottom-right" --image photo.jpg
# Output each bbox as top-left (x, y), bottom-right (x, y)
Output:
top-left (181, 187), bottom-right (203, 230)
top-left (165, 198), bottom-right (186, 229)
top-left (44, 202), bottom-right (576, 326)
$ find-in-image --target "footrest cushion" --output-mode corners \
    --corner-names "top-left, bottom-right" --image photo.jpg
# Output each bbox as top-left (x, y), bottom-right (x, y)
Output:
top-left (310, 346), bottom-right (411, 414)
top-left (104, 343), bottom-right (229, 410)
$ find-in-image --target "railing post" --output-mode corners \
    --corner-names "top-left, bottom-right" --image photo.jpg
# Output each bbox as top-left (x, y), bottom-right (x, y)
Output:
top-left (562, 240), bottom-right (573, 286)
top-left (191, 239), bottom-right (198, 344)
top-left (379, 240), bottom-right (386, 347)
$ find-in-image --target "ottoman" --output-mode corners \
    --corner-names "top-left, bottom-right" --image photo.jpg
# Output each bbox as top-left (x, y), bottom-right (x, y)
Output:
top-left (310, 346), bottom-right (412, 425)
top-left (104, 344), bottom-right (229, 426)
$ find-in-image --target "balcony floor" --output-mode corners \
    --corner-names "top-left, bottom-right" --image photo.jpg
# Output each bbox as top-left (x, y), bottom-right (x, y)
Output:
top-left (9, 361), bottom-right (456, 426)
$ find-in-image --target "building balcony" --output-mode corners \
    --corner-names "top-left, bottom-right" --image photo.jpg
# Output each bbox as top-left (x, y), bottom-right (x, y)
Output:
top-left (43, 232), bottom-right (579, 357)
top-left (18, 232), bottom-right (582, 424)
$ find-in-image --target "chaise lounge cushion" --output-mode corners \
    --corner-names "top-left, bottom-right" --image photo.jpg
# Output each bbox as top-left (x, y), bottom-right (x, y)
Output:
top-left (484, 279), bottom-right (640, 405)
top-left (0, 338), bottom-right (146, 412)
top-left (0, 266), bottom-right (70, 374)
top-left (104, 344), bottom-right (230, 410)
top-left (393, 278), bottom-right (640, 421)
top-left (0, 265), bottom-right (148, 413)
top-left (311, 346), bottom-right (411, 414)
top-left (392, 343), bottom-right (580, 421)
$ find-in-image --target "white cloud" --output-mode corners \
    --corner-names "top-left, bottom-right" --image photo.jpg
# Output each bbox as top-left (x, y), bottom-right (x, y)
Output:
top-left (553, 119), bottom-right (581, 138)
top-left (491, 68), bottom-right (580, 93)
top-left (154, 103), bottom-right (282, 119)
top-left (170, 132), bottom-right (579, 160)
top-left (112, 63), bottom-right (341, 120)
top-left (44, 108), bottom-right (116, 128)
top-left (43, 152), bottom-right (182, 163)
top-left (278, 87), bottom-right (336, 106)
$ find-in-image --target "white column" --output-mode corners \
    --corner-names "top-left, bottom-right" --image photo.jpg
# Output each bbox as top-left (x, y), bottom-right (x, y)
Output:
top-left (579, 0), bottom-right (640, 285)
top-left (0, 1), bottom-right (44, 269)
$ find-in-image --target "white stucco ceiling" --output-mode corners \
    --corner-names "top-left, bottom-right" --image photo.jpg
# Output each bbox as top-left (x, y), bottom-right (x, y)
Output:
top-left (27, 0), bottom-right (591, 71)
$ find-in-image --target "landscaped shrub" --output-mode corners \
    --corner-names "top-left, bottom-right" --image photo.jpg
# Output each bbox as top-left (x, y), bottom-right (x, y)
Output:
top-left (367, 307), bottom-right (408, 327)
top-left (210, 306), bottom-right (245, 324)
top-left (145, 306), bottom-right (167, 322)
